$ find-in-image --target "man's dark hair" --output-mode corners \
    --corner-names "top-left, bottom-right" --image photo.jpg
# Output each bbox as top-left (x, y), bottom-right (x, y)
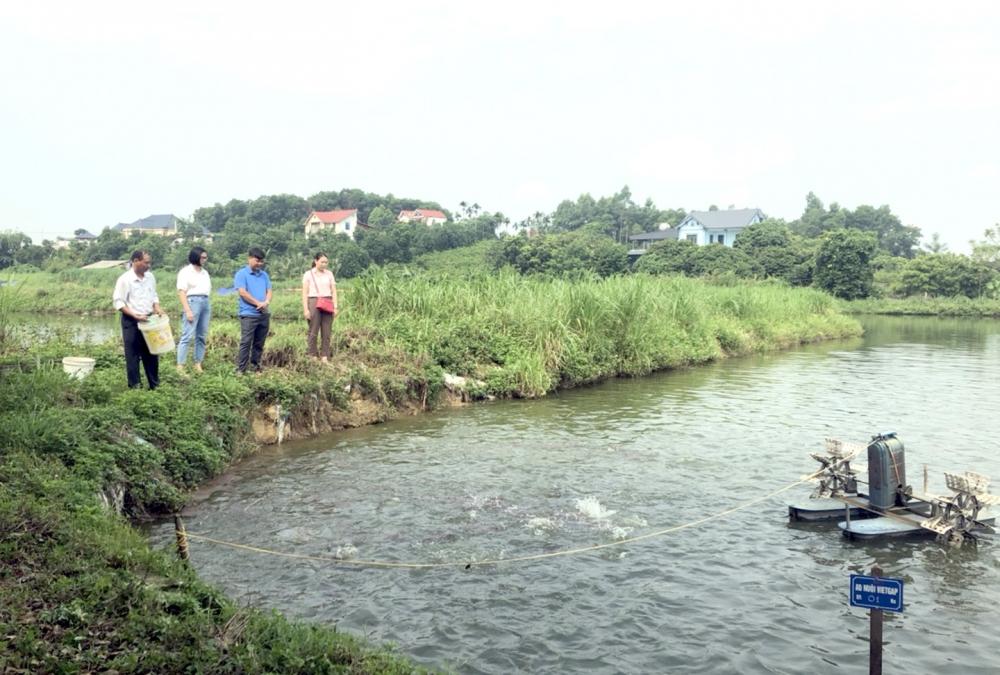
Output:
top-left (188, 246), bottom-right (207, 266)
top-left (129, 250), bottom-right (148, 263)
top-left (248, 247), bottom-right (266, 260)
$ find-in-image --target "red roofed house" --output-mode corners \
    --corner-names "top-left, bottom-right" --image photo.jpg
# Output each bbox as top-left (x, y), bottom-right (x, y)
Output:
top-left (304, 209), bottom-right (359, 239)
top-left (397, 208), bottom-right (448, 226)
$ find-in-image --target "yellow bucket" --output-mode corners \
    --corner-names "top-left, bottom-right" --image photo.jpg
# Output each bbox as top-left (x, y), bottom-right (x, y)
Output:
top-left (137, 315), bottom-right (175, 354)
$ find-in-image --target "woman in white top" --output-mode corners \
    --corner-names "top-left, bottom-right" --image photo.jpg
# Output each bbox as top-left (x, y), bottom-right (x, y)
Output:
top-left (301, 252), bottom-right (338, 362)
top-left (176, 246), bottom-right (212, 372)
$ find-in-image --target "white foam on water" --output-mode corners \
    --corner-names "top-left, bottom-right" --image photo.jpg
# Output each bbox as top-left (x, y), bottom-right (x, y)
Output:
top-left (334, 544), bottom-right (358, 560)
top-left (575, 496), bottom-right (616, 520)
top-left (524, 516), bottom-right (559, 536)
top-left (609, 526), bottom-right (633, 540)
top-left (465, 494), bottom-right (504, 510)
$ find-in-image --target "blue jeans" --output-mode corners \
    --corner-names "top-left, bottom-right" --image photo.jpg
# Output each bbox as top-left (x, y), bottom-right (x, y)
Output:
top-left (177, 295), bottom-right (211, 365)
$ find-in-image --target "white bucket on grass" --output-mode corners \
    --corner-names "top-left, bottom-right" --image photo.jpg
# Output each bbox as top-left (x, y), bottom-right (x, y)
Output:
top-left (63, 356), bottom-right (96, 380)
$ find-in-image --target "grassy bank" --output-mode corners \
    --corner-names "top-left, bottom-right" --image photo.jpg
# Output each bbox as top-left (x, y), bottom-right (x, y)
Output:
top-left (348, 271), bottom-right (861, 396)
top-left (0, 270), bottom-right (861, 671)
top-left (841, 295), bottom-right (1000, 317)
top-left (0, 452), bottom-right (424, 674)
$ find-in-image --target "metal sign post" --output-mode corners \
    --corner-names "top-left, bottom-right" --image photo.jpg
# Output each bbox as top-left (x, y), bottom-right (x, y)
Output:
top-left (850, 566), bottom-right (904, 675)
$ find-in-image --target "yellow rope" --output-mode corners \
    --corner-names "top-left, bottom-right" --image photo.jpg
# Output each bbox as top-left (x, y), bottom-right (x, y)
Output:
top-left (184, 471), bottom-right (820, 569)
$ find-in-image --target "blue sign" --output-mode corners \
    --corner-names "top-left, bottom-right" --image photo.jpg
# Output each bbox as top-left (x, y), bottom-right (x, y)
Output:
top-left (850, 574), bottom-right (904, 613)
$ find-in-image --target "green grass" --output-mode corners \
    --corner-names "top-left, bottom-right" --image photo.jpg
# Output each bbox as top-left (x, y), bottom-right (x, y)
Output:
top-left (0, 354), bottom-right (433, 671)
top-left (411, 240), bottom-right (498, 276)
top-left (348, 270), bottom-right (861, 396)
top-left (5, 269), bottom-right (861, 401)
top-left (841, 295), bottom-right (1000, 317)
top-left (0, 452), bottom-right (427, 674)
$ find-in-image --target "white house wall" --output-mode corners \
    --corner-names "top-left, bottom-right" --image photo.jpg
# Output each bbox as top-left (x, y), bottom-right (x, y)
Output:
top-left (677, 223), bottom-right (760, 247)
top-left (705, 230), bottom-right (738, 246)
top-left (677, 223), bottom-right (705, 245)
top-left (306, 215), bottom-right (358, 240)
top-left (341, 215), bottom-right (358, 238)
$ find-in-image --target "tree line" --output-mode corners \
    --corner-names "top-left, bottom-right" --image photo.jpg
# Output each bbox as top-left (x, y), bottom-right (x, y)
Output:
top-left (493, 190), bottom-right (999, 300)
top-left (0, 188), bottom-right (504, 281)
top-left (2, 186), bottom-right (998, 301)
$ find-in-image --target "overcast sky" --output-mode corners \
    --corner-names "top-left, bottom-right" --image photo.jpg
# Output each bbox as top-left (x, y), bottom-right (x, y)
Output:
top-left (1, 1), bottom-right (997, 252)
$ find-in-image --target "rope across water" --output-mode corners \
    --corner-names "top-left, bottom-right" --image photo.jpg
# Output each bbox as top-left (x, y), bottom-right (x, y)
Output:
top-left (183, 470), bottom-right (823, 569)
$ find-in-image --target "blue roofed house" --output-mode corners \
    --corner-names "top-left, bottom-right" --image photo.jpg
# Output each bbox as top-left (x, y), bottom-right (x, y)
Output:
top-left (115, 214), bottom-right (180, 237)
top-left (674, 208), bottom-right (765, 247)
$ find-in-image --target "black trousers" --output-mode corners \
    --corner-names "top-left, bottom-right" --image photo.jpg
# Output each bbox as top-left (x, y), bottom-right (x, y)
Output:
top-left (237, 314), bottom-right (270, 373)
top-left (121, 314), bottom-right (159, 389)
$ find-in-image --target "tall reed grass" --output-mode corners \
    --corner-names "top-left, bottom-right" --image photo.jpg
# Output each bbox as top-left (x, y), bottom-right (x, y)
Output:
top-left (349, 270), bottom-right (860, 397)
top-left (0, 276), bottom-right (29, 354)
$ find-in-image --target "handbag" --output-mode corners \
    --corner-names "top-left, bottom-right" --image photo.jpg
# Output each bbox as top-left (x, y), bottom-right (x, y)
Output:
top-left (316, 296), bottom-right (335, 314)
top-left (310, 271), bottom-right (335, 314)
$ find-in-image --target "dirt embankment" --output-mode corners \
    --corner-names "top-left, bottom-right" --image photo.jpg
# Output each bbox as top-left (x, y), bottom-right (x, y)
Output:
top-left (249, 380), bottom-right (470, 445)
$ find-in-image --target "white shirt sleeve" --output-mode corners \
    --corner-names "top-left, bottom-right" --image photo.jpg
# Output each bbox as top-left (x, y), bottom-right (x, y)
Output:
top-left (112, 273), bottom-right (128, 311)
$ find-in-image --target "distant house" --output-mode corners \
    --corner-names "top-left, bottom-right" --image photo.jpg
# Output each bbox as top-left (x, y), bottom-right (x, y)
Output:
top-left (115, 214), bottom-right (180, 237)
top-left (398, 209), bottom-right (447, 226)
top-left (304, 209), bottom-right (359, 239)
top-left (53, 230), bottom-right (98, 250)
top-left (674, 208), bottom-right (765, 247)
top-left (627, 226), bottom-right (678, 256)
top-left (81, 260), bottom-right (128, 270)
top-left (172, 227), bottom-right (215, 246)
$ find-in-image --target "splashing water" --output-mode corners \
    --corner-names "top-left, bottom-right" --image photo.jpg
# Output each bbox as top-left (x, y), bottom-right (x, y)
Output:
top-left (575, 496), bottom-right (616, 520)
top-left (524, 516), bottom-right (559, 536)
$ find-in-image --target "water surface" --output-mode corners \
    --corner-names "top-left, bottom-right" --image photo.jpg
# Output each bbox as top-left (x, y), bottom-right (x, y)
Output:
top-left (150, 316), bottom-right (1000, 673)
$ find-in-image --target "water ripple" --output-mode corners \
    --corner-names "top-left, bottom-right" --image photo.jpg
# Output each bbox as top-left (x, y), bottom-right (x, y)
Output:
top-left (150, 317), bottom-right (1000, 673)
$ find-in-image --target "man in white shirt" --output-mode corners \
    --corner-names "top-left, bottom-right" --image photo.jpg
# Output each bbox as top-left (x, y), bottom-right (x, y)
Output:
top-left (112, 250), bottom-right (165, 389)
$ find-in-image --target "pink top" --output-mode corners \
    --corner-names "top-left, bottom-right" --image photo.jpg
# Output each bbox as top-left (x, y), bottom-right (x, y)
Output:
top-left (303, 269), bottom-right (335, 297)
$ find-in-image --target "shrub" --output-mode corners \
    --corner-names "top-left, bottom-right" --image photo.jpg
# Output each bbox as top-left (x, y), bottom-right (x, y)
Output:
top-left (813, 229), bottom-right (878, 299)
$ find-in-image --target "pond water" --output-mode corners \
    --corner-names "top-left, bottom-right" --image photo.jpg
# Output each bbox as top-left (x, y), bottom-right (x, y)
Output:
top-left (9, 312), bottom-right (120, 345)
top-left (148, 316), bottom-right (1000, 673)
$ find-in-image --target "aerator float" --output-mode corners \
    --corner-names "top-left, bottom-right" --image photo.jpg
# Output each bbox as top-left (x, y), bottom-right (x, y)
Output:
top-left (788, 433), bottom-right (998, 546)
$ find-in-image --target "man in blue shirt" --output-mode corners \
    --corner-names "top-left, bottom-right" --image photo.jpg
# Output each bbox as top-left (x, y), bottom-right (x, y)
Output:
top-left (234, 247), bottom-right (272, 374)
